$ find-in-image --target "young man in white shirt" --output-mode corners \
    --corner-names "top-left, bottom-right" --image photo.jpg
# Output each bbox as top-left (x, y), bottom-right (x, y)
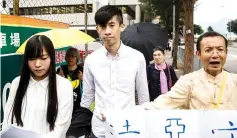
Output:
top-left (80, 5), bottom-right (150, 138)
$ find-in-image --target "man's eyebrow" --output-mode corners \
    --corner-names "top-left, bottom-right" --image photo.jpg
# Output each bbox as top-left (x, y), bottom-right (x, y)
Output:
top-left (108, 21), bottom-right (115, 24)
top-left (204, 45), bottom-right (225, 49)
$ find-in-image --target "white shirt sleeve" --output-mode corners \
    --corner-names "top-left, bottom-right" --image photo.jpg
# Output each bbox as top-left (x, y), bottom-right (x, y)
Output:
top-left (135, 54), bottom-right (150, 104)
top-left (2, 77), bottom-right (19, 130)
top-left (80, 57), bottom-right (95, 109)
top-left (43, 78), bottom-right (74, 138)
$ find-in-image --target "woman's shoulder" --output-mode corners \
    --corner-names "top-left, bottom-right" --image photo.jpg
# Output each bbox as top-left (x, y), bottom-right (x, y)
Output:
top-left (147, 63), bottom-right (155, 68)
top-left (166, 63), bottom-right (174, 70)
top-left (56, 75), bottom-right (73, 95)
top-left (56, 75), bottom-right (73, 103)
top-left (56, 75), bottom-right (71, 85)
top-left (11, 76), bottom-right (21, 85)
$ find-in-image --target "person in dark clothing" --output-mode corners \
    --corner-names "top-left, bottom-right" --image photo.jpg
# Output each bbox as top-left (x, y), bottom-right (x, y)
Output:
top-left (66, 107), bottom-right (93, 138)
top-left (57, 47), bottom-right (92, 138)
top-left (147, 46), bottom-right (178, 101)
top-left (57, 47), bottom-right (83, 113)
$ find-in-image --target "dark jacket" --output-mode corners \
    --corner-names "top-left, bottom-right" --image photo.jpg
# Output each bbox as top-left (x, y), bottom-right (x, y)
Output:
top-left (66, 107), bottom-right (92, 138)
top-left (57, 65), bottom-right (83, 113)
top-left (147, 63), bottom-right (178, 101)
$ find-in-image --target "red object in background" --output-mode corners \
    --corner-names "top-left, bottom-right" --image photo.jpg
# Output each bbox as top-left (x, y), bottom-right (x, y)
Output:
top-left (78, 50), bottom-right (93, 59)
top-left (55, 50), bottom-right (66, 64)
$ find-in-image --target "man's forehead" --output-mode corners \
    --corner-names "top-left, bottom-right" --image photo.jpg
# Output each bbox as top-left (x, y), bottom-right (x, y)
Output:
top-left (201, 36), bottom-right (225, 47)
top-left (107, 16), bottom-right (118, 23)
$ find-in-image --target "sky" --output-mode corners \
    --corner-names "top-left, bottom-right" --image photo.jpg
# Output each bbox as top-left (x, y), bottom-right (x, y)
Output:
top-left (194, 0), bottom-right (237, 38)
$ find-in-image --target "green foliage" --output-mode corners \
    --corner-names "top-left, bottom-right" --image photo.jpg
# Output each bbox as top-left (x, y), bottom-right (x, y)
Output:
top-left (139, 0), bottom-right (184, 36)
top-left (194, 24), bottom-right (204, 34)
top-left (227, 19), bottom-right (237, 35)
top-left (207, 26), bottom-right (214, 31)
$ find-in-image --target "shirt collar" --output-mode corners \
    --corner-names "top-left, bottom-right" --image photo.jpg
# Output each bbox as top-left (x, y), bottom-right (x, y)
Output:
top-left (200, 68), bottom-right (224, 83)
top-left (28, 75), bottom-right (49, 89)
top-left (102, 41), bottom-right (125, 57)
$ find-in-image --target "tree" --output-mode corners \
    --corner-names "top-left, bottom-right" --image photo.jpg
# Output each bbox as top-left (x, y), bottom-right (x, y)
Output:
top-left (183, 0), bottom-right (196, 74)
top-left (140, 0), bottom-right (198, 73)
top-left (194, 24), bottom-right (204, 34)
top-left (227, 19), bottom-right (237, 35)
top-left (139, 0), bottom-right (181, 35)
top-left (207, 26), bottom-right (214, 31)
top-left (172, 0), bottom-right (181, 69)
top-left (140, 0), bottom-right (183, 69)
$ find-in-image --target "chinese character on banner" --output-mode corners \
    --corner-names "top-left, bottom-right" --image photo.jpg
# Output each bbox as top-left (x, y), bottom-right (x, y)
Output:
top-left (212, 121), bottom-right (237, 138)
top-left (0, 33), bottom-right (7, 48)
top-left (119, 120), bottom-right (140, 135)
top-left (10, 33), bottom-right (20, 47)
top-left (59, 51), bottom-right (66, 63)
top-left (55, 51), bottom-right (60, 64)
top-left (61, 50), bottom-right (66, 62)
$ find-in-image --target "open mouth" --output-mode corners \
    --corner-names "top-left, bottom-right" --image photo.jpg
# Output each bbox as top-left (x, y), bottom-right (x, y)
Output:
top-left (209, 61), bottom-right (220, 66)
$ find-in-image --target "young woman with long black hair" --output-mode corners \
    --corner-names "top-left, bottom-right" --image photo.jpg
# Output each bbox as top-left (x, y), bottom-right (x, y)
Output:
top-left (2, 35), bottom-right (74, 138)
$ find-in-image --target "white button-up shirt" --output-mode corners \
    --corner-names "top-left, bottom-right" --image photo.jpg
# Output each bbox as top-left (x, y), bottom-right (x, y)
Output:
top-left (81, 42), bottom-right (150, 138)
top-left (3, 75), bottom-right (74, 138)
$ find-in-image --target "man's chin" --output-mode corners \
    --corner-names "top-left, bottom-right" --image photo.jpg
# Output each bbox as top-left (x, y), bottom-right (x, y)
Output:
top-left (105, 42), bottom-right (115, 47)
top-left (205, 66), bottom-right (223, 75)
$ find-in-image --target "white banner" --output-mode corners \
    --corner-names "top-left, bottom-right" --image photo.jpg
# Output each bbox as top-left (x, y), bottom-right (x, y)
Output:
top-left (104, 108), bottom-right (237, 138)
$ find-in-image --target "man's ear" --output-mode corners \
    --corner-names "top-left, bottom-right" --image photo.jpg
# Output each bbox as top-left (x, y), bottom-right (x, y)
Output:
top-left (196, 50), bottom-right (201, 60)
top-left (96, 25), bottom-right (99, 33)
top-left (120, 24), bottom-right (125, 32)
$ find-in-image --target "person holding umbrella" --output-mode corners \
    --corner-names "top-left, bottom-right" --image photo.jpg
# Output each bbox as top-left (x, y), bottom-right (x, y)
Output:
top-left (147, 46), bottom-right (178, 101)
top-left (80, 5), bottom-right (149, 138)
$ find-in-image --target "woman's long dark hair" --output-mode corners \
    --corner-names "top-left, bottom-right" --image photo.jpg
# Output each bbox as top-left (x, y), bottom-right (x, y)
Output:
top-left (11, 35), bottom-right (58, 131)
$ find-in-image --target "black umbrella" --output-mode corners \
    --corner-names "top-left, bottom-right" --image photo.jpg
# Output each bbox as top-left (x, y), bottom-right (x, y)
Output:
top-left (121, 22), bottom-right (168, 65)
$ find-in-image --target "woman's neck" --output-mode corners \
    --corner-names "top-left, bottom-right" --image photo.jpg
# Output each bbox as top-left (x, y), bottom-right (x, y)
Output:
top-left (68, 64), bottom-right (77, 71)
top-left (155, 61), bottom-right (165, 65)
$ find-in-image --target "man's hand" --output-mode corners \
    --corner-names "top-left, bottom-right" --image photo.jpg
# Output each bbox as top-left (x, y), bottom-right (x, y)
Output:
top-left (101, 113), bottom-right (106, 121)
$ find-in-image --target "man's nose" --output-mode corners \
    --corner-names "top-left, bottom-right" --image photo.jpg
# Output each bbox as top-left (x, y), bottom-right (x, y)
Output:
top-left (211, 49), bottom-right (219, 58)
top-left (105, 27), bottom-right (111, 35)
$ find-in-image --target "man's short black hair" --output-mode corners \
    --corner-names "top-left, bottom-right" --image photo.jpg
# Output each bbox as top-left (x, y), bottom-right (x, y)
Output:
top-left (95, 5), bottom-right (123, 27)
top-left (196, 31), bottom-right (228, 53)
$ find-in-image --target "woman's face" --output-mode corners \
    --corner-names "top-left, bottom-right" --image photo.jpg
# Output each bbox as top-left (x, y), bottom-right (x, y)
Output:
top-left (28, 47), bottom-right (51, 81)
top-left (66, 56), bottom-right (77, 66)
top-left (153, 50), bottom-right (165, 64)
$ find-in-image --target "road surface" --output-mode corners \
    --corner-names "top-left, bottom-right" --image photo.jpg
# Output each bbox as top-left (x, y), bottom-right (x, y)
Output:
top-left (224, 47), bottom-right (237, 73)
